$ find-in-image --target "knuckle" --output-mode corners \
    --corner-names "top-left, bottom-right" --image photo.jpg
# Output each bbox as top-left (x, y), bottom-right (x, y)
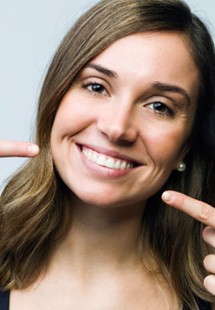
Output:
top-left (13, 143), bottom-right (25, 156)
top-left (203, 254), bottom-right (215, 269)
top-left (204, 275), bottom-right (215, 295)
top-left (198, 205), bottom-right (214, 222)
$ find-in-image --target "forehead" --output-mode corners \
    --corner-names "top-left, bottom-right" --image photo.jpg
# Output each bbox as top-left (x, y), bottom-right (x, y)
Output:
top-left (92, 32), bottom-right (197, 75)
top-left (90, 32), bottom-right (200, 105)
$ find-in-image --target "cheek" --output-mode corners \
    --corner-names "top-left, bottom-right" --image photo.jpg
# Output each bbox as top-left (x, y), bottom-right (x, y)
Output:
top-left (52, 116), bottom-right (75, 140)
top-left (51, 101), bottom-right (92, 141)
top-left (141, 125), bottom-right (188, 165)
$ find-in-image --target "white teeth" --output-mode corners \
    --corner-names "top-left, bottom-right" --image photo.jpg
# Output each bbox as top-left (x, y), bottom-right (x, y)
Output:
top-left (97, 155), bottom-right (106, 166)
top-left (82, 147), bottom-right (134, 170)
top-left (92, 152), bottom-right (97, 162)
top-left (106, 158), bottom-right (115, 168)
top-left (114, 160), bottom-right (121, 169)
top-left (120, 161), bottom-right (127, 170)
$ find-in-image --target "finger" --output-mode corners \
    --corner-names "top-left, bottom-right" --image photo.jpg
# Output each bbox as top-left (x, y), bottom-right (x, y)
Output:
top-left (202, 226), bottom-right (215, 248)
top-left (204, 275), bottom-right (215, 295)
top-left (0, 140), bottom-right (39, 158)
top-left (204, 254), bottom-right (215, 273)
top-left (162, 191), bottom-right (215, 227)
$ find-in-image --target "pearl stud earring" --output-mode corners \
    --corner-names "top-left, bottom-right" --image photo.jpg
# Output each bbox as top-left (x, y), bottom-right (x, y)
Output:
top-left (177, 162), bottom-right (186, 172)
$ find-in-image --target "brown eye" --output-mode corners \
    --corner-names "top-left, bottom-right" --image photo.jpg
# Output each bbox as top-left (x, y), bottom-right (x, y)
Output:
top-left (148, 101), bottom-right (174, 117)
top-left (153, 102), bottom-right (167, 112)
top-left (90, 83), bottom-right (105, 93)
top-left (83, 82), bottom-right (107, 95)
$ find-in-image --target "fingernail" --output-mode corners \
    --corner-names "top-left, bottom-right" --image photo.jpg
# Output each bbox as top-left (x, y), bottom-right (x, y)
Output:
top-left (162, 191), bottom-right (172, 202)
top-left (27, 144), bottom-right (39, 155)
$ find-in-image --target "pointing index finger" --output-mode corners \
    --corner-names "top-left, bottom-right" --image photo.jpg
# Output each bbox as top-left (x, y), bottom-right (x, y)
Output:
top-left (162, 191), bottom-right (215, 227)
top-left (0, 141), bottom-right (39, 158)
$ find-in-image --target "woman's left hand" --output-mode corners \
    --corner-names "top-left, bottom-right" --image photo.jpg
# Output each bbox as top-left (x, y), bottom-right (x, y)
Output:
top-left (162, 190), bottom-right (215, 295)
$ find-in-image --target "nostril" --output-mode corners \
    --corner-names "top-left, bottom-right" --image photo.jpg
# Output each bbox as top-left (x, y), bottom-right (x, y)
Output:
top-left (97, 109), bottom-right (138, 144)
top-left (98, 123), bottom-right (138, 145)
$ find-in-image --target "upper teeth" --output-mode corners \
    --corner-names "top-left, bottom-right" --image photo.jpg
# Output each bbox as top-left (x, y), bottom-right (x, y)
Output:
top-left (82, 147), bottom-right (133, 170)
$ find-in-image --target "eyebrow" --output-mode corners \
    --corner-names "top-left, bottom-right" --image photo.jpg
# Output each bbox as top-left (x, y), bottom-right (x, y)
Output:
top-left (84, 64), bottom-right (191, 105)
top-left (85, 63), bottom-right (118, 79)
top-left (152, 82), bottom-right (191, 105)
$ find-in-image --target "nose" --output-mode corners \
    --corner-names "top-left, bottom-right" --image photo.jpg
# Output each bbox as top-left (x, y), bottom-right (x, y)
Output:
top-left (97, 102), bottom-right (138, 144)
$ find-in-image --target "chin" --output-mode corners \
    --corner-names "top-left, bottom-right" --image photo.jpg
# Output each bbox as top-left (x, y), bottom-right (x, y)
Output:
top-left (69, 187), bottom-right (145, 209)
top-left (77, 192), bottom-right (126, 208)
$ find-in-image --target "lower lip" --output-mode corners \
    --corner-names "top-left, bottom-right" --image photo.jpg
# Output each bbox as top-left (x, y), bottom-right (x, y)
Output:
top-left (77, 144), bottom-right (136, 179)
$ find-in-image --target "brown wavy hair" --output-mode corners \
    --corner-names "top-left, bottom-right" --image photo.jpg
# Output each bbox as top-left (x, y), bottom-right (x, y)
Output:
top-left (1, 0), bottom-right (215, 308)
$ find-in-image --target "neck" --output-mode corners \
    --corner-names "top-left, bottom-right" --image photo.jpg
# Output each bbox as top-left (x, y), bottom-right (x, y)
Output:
top-left (36, 198), bottom-right (178, 308)
top-left (52, 197), bottom-right (146, 273)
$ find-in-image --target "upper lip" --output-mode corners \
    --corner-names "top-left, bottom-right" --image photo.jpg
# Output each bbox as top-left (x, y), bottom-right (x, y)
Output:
top-left (78, 143), bottom-right (143, 166)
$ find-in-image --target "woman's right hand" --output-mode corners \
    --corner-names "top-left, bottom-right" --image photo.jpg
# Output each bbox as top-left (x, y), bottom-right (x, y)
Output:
top-left (0, 140), bottom-right (39, 158)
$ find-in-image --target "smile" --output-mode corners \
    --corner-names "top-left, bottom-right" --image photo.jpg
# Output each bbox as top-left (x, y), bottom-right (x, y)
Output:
top-left (82, 146), bottom-right (134, 170)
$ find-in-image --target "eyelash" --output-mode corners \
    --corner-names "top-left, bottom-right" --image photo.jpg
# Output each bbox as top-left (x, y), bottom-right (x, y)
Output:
top-left (81, 81), bottom-right (175, 117)
top-left (147, 101), bottom-right (175, 117)
top-left (81, 81), bottom-right (108, 96)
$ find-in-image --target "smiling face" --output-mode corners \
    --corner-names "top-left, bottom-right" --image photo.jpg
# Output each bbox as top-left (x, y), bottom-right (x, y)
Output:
top-left (50, 32), bottom-right (200, 208)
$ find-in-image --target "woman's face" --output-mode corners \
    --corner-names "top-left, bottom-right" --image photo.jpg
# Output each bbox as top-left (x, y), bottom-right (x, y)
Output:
top-left (51, 32), bottom-right (199, 208)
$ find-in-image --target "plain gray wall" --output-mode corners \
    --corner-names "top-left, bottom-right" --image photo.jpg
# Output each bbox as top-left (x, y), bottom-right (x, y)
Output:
top-left (0, 0), bottom-right (214, 190)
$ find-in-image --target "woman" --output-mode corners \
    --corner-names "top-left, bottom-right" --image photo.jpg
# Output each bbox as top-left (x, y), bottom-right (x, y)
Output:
top-left (0, 0), bottom-right (215, 309)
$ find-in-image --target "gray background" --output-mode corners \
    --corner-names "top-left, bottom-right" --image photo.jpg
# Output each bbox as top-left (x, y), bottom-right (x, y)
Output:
top-left (0, 0), bottom-right (214, 190)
